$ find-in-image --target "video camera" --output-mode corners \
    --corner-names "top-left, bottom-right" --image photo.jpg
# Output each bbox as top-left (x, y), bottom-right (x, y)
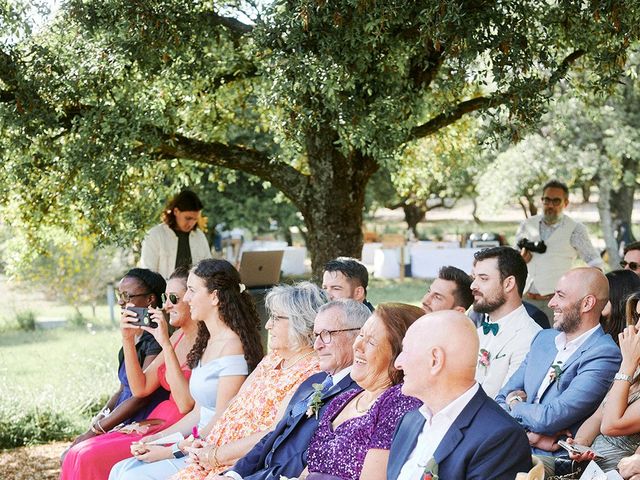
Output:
top-left (517, 238), bottom-right (547, 254)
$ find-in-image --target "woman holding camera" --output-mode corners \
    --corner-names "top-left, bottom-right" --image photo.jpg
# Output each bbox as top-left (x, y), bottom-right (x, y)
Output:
top-left (61, 268), bottom-right (170, 479)
top-left (109, 259), bottom-right (264, 480)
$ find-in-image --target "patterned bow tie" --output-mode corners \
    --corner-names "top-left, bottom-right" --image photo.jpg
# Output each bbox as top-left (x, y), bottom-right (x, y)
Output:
top-left (481, 321), bottom-right (499, 336)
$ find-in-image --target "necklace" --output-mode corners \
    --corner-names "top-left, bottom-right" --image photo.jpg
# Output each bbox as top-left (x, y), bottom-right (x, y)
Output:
top-left (354, 392), bottom-right (376, 413)
top-left (281, 349), bottom-right (315, 370)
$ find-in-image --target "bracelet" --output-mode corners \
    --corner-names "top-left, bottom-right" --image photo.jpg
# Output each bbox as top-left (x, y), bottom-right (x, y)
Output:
top-left (95, 419), bottom-right (107, 434)
top-left (206, 446), bottom-right (220, 469)
top-left (90, 420), bottom-right (106, 435)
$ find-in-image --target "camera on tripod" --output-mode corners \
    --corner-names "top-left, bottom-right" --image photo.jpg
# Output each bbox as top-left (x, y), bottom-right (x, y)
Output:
top-left (517, 238), bottom-right (547, 254)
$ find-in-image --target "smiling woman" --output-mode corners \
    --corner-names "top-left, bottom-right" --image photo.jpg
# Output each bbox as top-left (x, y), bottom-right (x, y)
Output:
top-left (167, 282), bottom-right (326, 480)
top-left (302, 303), bottom-right (424, 480)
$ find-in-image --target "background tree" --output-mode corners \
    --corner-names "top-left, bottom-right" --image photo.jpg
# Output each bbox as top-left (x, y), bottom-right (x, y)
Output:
top-left (476, 66), bottom-right (640, 267)
top-left (0, 1), bottom-right (638, 277)
top-left (198, 170), bottom-right (305, 246)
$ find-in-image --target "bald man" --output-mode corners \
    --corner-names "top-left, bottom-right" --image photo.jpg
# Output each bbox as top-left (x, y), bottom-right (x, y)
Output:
top-left (496, 267), bottom-right (622, 457)
top-left (387, 312), bottom-right (532, 480)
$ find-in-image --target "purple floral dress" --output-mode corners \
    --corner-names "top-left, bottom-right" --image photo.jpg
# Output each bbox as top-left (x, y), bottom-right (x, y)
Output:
top-left (306, 384), bottom-right (421, 480)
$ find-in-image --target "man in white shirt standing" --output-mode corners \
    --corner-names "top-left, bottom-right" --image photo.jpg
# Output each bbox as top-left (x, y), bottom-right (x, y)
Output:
top-left (496, 268), bottom-right (621, 456)
top-left (471, 246), bottom-right (541, 398)
top-left (387, 311), bottom-right (531, 480)
top-left (516, 180), bottom-right (604, 320)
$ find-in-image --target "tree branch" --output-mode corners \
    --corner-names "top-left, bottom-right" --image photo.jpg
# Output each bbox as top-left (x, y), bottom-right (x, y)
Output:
top-left (204, 11), bottom-right (254, 37)
top-left (156, 134), bottom-right (307, 205)
top-left (408, 49), bottom-right (586, 141)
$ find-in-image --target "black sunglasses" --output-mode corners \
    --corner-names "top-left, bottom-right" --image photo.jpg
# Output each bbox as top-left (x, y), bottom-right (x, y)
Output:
top-left (620, 260), bottom-right (640, 271)
top-left (161, 293), bottom-right (180, 305)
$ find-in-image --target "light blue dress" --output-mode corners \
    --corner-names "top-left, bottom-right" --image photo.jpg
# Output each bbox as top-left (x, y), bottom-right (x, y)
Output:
top-left (108, 354), bottom-right (248, 480)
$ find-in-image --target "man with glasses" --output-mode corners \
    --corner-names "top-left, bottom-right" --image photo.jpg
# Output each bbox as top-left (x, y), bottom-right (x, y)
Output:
top-left (217, 300), bottom-right (371, 480)
top-left (621, 241), bottom-right (640, 276)
top-left (516, 179), bottom-right (603, 319)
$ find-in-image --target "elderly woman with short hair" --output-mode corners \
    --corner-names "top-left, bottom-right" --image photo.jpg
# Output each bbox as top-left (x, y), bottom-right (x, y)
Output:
top-left (171, 282), bottom-right (326, 480)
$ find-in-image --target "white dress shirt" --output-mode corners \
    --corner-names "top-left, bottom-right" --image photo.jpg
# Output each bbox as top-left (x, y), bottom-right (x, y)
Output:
top-left (396, 383), bottom-right (480, 480)
top-left (534, 324), bottom-right (600, 402)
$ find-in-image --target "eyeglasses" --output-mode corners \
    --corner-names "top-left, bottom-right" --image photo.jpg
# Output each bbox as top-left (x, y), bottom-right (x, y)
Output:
top-left (541, 196), bottom-right (564, 206)
top-left (313, 328), bottom-right (360, 344)
top-left (161, 293), bottom-right (180, 305)
top-left (620, 260), bottom-right (640, 271)
top-left (117, 291), bottom-right (151, 303)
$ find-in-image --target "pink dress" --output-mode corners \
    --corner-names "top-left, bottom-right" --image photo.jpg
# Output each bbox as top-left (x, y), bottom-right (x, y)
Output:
top-left (60, 340), bottom-right (192, 480)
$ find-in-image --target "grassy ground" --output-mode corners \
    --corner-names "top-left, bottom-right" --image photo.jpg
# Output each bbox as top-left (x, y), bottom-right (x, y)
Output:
top-left (0, 328), bottom-right (120, 448)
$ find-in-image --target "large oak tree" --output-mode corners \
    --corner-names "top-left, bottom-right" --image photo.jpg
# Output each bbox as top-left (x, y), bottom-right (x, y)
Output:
top-left (0, 0), bottom-right (638, 276)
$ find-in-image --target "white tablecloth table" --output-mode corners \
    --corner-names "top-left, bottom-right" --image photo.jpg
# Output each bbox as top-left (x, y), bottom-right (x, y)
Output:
top-left (410, 247), bottom-right (479, 279)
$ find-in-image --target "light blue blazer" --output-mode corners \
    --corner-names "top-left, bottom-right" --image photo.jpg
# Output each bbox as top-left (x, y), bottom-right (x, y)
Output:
top-left (495, 326), bottom-right (621, 455)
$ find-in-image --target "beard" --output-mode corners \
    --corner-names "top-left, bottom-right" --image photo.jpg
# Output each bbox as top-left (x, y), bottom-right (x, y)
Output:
top-left (543, 208), bottom-right (561, 224)
top-left (555, 301), bottom-right (582, 334)
top-left (473, 291), bottom-right (507, 314)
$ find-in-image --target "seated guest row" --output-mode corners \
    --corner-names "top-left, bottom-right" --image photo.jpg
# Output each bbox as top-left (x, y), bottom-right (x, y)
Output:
top-left (60, 254), bottom-right (640, 480)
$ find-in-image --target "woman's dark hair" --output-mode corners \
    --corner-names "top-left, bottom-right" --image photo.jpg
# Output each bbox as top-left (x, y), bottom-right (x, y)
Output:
top-left (186, 259), bottom-right (264, 370)
top-left (375, 303), bottom-right (425, 385)
top-left (626, 291), bottom-right (640, 327)
top-left (162, 190), bottom-right (204, 231)
top-left (169, 265), bottom-right (191, 282)
top-left (603, 270), bottom-right (640, 345)
top-left (124, 268), bottom-right (166, 308)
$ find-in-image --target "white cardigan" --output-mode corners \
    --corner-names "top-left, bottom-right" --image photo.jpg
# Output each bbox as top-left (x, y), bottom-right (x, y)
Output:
top-left (140, 223), bottom-right (211, 278)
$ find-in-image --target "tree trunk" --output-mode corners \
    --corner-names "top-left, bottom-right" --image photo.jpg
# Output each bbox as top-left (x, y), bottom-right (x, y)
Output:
top-left (403, 202), bottom-right (427, 239)
top-left (609, 156), bottom-right (637, 249)
top-left (596, 175), bottom-right (619, 269)
top-left (299, 125), bottom-right (379, 280)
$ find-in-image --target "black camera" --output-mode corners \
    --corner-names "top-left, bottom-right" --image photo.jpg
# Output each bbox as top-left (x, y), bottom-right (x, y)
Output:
top-left (517, 238), bottom-right (547, 254)
top-left (127, 307), bottom-right (158, 328)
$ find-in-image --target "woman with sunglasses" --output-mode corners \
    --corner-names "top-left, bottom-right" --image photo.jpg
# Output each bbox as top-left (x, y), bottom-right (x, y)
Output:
top-left (601, 270), bottom-right (640, 345)
top-left (61, 268), bottom-right (169, 479)
top-left (61, 267), bottom-right (200, 480)
top-left (109, 259), bottom-right (264, 480)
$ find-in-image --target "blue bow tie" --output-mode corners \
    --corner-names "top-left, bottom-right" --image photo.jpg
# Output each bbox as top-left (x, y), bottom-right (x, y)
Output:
top-left (481, 321), bottom-right (499, 335)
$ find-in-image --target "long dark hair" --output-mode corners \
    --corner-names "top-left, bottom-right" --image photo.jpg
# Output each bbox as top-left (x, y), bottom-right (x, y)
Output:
top-left (161, 190), bottom-right (204, 231)
top-left (603, 270), bottom-right (640, 345)
top-left (186, 259), bottom-right (264, 370)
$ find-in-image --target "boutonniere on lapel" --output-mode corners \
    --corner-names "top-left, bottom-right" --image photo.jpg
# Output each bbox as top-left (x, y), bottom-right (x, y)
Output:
top-left (421, 457), bottom-right (439, 480)
top-left (549, 361), bottom-right (564, 389)
top-left (306, 383), bottom-right (325, 419)
top-left (478, 348), bottom-right (491, 369)
top-left (477, 347), bottom-right (507, 371)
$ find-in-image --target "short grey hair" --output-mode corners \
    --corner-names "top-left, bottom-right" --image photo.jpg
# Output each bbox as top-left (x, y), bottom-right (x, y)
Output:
top-left (318, 299), bottom-right (371, 331)
top-left (265, 282), bottom-right (328, 350)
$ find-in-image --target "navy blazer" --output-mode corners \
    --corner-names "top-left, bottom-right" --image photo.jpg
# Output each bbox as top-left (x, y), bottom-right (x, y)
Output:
top-left (229, 371), bottom-right (358, 480)
top-left (495, 326), bottom-right (621, 454)
top-left (387, 387), bottom-right (532, 480)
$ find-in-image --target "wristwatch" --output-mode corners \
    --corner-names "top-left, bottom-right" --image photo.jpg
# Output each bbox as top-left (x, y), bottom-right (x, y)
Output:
top-left (172, 442), bottom-right (186, 459)
top-left (614, 372), bottom-right (633, 383)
